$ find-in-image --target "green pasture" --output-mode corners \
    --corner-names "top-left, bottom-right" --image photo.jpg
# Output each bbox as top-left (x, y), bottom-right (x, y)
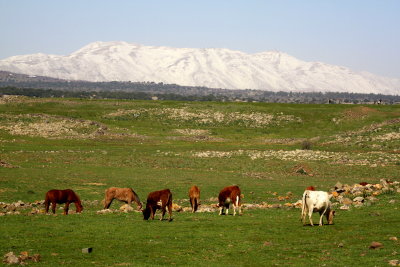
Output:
top-left (0, 97), bottom-right (399, 266)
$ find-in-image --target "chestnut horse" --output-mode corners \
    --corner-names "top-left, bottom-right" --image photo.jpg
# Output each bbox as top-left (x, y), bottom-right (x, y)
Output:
top-left (189, 185), bottom-right (200, 213)
top-left (104, 187), bottom-right (142, 210)
top-left (44, 189), bottom-right (83, 215)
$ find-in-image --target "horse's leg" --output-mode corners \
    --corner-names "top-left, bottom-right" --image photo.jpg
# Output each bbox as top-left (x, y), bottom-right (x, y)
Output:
top-left (64, 202), bottom-right (70, 215)
top-left (51, 202), bottom-right (56, 214)
top-left (189, 197), bottom-right (193, 212)
top-left (104, 198), bottom-right (113, 209)
top-left (193, 198), bottom-right (197, 212)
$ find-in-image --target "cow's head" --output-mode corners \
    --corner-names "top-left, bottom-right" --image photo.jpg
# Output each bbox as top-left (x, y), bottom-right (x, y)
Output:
top-left (142, 207), bottom-right (151, 220)
top-left (328, 210), bottom-right (335, 225)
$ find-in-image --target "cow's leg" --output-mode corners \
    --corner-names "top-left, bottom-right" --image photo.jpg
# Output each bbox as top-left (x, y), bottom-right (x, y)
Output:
top-left (160, 206), bottom-right (166, 221)
top-left (167, 202), bottom-right (172, 221)
top-left (45, 201), bottom-right (50, 213)
top-left (64, 202), bottom-right (70, 215)
top-left (219, 206), bottom-right (223, 215)
top-left (301, 208), bottom-right (306, 224)
top-left (51, 202), bottom-right (57, 214)
top-left (150, 206), bottom-right (155, 220)
top-left (308, 210), bottom-right (314, 226)
top-left (225, 204), bottom-right (229, 215)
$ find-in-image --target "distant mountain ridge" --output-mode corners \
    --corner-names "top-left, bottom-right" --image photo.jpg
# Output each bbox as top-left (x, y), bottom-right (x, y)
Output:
top-left (0, 41), bottom-right (399, 94)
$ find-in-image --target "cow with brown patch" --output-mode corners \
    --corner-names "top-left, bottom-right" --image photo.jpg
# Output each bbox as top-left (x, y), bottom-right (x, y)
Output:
top-left (218, 185), bottom-right (241, 216)
top-left (104, 187), bottom-right (142, 210)
top-left (189, 185), bottom-right (200, 213)
top-left (142, 189), bottom-right (173, 221)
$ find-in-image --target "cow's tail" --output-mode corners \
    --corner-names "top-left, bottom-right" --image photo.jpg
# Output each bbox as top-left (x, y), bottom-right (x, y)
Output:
top-left (301, 191), bottom-right (309, 222)
top-left (168, 191), bottom-right (173, 206)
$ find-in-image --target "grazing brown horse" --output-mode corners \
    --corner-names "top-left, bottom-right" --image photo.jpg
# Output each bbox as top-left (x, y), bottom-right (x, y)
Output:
top-left (142, 189), bottom-right (172, 221)
top-left (189, 185), bottom-right (200, 213)
top-left (44, 189), bottom-right (83, 215)
top-left (104, 187), bottom-right (142, 210)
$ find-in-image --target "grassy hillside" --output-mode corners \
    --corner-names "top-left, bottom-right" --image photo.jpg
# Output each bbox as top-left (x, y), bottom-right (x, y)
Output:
top-left (1, 96), bottom-right (399, 266)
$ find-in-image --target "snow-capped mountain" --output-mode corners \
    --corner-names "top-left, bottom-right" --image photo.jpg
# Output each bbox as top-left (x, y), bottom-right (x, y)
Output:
top-left (0, 41), bottom-right (399, 94)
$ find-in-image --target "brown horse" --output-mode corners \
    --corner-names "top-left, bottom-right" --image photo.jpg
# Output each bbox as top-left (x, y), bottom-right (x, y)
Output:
top-left (104, 187), bottom-right (142, 210)
top-left (44, 189), bottom-right (83, 215)
top-left (189, 185), bottom-right (200, 213)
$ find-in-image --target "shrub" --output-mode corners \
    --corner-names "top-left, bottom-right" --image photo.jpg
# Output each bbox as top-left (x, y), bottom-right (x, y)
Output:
top-left (301, 140), bottom-right (312, 150)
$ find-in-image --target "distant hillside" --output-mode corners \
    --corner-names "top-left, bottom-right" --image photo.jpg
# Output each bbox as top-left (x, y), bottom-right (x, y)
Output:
top-left (0, 41), bottom-right (399, 95)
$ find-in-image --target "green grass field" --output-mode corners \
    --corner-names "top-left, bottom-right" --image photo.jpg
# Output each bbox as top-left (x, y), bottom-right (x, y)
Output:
top-left (0, 96), bottom-right (399, 266)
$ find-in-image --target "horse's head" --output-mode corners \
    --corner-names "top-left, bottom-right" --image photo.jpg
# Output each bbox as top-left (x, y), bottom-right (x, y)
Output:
top-left (76, 202), bottom-right (83, 213)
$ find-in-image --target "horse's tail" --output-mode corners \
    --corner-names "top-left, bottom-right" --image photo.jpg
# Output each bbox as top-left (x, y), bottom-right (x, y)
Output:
top-left (130, 188), bottom-right (142, 210)
top-left (168, 190), bottom-right (173, 206)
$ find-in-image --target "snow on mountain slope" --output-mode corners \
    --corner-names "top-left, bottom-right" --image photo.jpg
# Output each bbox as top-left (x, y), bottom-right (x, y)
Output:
top-left (0, 41), bottom-right (399, 94)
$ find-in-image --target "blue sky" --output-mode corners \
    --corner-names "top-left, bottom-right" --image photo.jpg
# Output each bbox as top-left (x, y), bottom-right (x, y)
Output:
top-left (1, 0), bottom-right (399, 78)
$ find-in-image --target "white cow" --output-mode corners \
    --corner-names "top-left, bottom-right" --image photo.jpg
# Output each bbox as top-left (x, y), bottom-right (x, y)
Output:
top-left (301, 190), bottom-right (335, 226)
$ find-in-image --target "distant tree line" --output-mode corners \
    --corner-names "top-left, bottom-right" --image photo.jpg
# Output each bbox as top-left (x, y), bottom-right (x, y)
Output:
top-left (0, 71), bottom-right (399, 104)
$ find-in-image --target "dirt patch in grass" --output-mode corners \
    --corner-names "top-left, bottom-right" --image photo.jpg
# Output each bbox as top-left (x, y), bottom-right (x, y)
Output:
top-left (342, 106), bottom-right (380, 120)
top-left (105, 108), bottom-right (302, 128)
top-left (0, 160), bottom-right (18, 168)
top-left (0, 95), bottom-right (30, 104)
top-left (292, 164), bottom-right (314, 176)
top-left (84, 183), bottom-right (106, 186)
top-left (0, 114), bottom-right (145, 140)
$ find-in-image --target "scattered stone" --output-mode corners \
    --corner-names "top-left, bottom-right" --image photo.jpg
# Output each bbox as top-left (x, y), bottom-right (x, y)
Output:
top-left (332, 191), bottom-right (339, 197)
top-left (353, 197), bottom-right (364, 203)
top-left (388, 259), bottom-right (400, 266)
top-left (381, 179), bottom-right (390, 189)
top-left (3, 252), bottom-right (19, 265)
top-left (369, 241), bottom-right (383, 249)
top-left (389, 200), bottom-right (397, 204)
top-left (2, 251), bottom-right (41, 265)
top-left (389, 237), bottom-right (398, 241)
top-left (341, 198), bottom-right (353, 205)
top-left (263, 241), bottom-right (272, 246)
top-left (119, 204), bottom-right (134, 213)
top-left (172, 203), bottom-right (183, 212)
top-left (82, 248), bottom-right (93, 254)
top-left (339, 205), bottom-right (350, 210)
top-left (337, 242), bottom-right (344, 248)
top-left (96, 209), bottom-right (115, 214)
top-left (334, 182), bottom-right (343, 190)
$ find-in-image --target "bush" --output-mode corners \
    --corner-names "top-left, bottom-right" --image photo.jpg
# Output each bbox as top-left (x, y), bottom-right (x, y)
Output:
top-left (301, 140), bottom-right (312, 150)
